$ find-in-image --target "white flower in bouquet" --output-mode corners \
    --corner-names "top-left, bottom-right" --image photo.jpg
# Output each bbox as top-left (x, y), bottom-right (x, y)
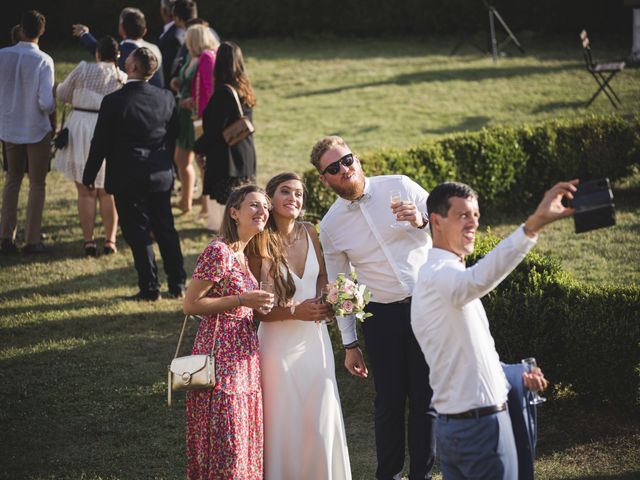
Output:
top-left (324, 272), bottom-right (373, 322)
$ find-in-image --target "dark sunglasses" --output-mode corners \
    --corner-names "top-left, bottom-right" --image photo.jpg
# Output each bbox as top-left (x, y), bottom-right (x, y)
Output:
top-left (321, 153), bottom-right (355, 175)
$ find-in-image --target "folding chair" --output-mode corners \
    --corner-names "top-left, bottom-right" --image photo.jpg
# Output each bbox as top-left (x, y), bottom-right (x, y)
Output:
top-left (580, 30), bottom-right (625, 108)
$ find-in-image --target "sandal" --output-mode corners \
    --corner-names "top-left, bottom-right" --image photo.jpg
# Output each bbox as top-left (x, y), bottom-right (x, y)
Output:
top-left (83, 240), bottom-right (97, 257)
top-left (103, 240), bottom-right (117, 255)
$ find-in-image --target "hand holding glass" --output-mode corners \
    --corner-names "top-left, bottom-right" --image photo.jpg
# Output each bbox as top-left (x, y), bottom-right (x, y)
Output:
top-left (258, 281), bottom-right (275, 315)
top-left (389, 190), bottom-right (411, 229)
top-left (521, 357), bottom-right (547, 405)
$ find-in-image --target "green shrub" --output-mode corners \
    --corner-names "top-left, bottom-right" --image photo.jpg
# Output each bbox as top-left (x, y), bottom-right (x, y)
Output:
top-left (468, 231), bottom-right (640, 407)
top-left (303, 114), bottom-right (640, 220)
top-left (5, 0), bottom-right (627, 42)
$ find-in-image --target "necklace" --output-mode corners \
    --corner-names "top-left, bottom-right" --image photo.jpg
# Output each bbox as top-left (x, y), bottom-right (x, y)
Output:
top-left (281, 223), bottom-right (301, 248)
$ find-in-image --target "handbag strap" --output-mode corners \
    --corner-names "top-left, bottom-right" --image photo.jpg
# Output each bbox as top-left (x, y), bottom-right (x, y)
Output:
top-left (173, 314), bottom-right (219, 359)
top-left (225, 84), bottom-right (244, 117)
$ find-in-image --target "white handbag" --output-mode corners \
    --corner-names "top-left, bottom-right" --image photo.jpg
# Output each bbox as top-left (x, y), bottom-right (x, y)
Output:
top-left (167, 315), bottom-right (217, 406)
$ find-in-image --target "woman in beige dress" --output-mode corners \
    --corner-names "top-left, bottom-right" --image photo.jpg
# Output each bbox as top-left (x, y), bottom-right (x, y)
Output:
top-left (54, 36), bottom-right (126, 256)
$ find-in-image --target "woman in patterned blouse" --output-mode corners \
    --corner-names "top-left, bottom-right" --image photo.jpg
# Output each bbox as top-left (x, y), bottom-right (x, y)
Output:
top-left (182, 184), bottom-right (274, 479)
top-left (54, 36), bottom-right (126, 257)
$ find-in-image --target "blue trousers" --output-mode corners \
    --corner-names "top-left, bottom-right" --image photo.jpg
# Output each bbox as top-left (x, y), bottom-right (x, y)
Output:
top-left (437, 409), bottom-right (518, 480)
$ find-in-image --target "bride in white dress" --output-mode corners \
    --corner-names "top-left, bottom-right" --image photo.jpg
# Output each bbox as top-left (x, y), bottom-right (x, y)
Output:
top-left (250, 172), bottom-right (352, 480)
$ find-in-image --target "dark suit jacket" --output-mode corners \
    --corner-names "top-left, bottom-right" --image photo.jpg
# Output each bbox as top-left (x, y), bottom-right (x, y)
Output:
top-left (79, 33), bottom-right (165, 88)
top-left (194, 85), bottom-right (256, 185)
top-left (157, 23), bottom-right (183, 88)
top-left (503, 363), bottom-right (537, 480)
top-left (83, 81), bottom-right (178, 195)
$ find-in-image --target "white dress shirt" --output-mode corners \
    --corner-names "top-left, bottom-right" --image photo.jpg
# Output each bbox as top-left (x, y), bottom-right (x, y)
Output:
top-left (320, 175), bottom-right (431, 345)
top-left (121, 38), bottom-right (163, 69)
top-left (0, 42), bottom-right (55, 144)
top-left (411, 226), bottom-right (537, 414)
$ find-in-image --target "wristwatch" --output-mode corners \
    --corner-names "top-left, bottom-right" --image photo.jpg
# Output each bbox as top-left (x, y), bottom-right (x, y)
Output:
top-left (417, 211), bottom-right (429, 229)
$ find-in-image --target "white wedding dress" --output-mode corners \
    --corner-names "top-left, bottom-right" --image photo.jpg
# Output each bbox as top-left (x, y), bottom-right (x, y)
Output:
top-left (258, 229), bottom-right (352, 480)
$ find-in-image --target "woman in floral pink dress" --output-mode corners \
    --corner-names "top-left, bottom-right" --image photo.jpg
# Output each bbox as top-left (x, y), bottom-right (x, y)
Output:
top-left (183, 184), bottom-right (274, 479)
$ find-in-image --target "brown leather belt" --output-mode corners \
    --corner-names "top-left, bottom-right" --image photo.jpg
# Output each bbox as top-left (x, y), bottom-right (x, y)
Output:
top-left (392, 297), bottom-right (412, 304)
top-left (440, 403), bottom-right (507, 420)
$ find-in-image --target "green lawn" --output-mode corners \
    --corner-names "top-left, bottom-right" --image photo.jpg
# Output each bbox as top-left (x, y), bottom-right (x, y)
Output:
top-left (1, 35), bottom-right (639, 479)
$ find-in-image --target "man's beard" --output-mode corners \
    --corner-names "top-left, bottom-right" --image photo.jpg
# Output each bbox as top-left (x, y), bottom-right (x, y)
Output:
top-left (332, 172), bottom-right (365, 200)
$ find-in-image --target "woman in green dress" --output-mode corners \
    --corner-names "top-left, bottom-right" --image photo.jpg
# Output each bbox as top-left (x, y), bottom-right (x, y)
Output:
top-left (171, 24), bottom-right (218, 216)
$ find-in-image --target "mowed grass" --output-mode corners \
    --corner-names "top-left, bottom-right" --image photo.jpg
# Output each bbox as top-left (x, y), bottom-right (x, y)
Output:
top-left (1, 35), bottom-right (639, 479)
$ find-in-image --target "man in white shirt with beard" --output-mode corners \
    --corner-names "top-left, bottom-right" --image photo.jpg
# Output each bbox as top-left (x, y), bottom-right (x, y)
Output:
top-left (311, 135), bottom-right (435, 480)
top-left (411, 181), bottom-right (570, 479)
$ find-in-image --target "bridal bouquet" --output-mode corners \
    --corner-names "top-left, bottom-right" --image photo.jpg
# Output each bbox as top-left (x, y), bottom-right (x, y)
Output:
top-left (324, 272), bottom-right (373, 322)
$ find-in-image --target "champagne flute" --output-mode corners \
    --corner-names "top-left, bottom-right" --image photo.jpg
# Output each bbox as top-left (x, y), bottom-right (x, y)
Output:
top-left (389, 189), bottom-right (410, 229)
top-left (320, 286), bottom-right (334, 325)
top-left (521, 357), bottom-right (547, 405)
top-left (259, 281), bottom-right (274, 315)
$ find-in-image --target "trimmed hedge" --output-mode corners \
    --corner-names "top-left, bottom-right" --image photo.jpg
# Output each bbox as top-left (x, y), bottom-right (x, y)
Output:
top-left (304, 114), bottom-right (640, 220)
top-left (1, 0), bottom-right (629, 46)
top-left (468, 232), bottom-right (640, 407)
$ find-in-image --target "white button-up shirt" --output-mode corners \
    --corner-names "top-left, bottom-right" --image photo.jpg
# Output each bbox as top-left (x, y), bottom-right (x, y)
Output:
top-left (320, 175), bottom-right (431, 345)
top-left (0, 42), bottom-right (55, 144)
top-left (411, 226), bottom-right (536, 414)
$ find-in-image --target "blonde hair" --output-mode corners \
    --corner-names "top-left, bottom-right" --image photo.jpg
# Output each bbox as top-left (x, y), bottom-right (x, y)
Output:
top-left (309, 135), bottom-right (349, 171)
top-left (185, 24), bottom-right (219, 57)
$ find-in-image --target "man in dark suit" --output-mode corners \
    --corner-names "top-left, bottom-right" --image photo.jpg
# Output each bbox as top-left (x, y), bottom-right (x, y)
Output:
top-left (83, 47), bottom-right (186, 301)
top-left (158, 0), bottom-right (182, 88)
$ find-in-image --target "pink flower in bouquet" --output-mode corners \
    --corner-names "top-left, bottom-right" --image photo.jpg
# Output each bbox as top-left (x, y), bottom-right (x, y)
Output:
top-left (327, 288), bottom-right (339, 304)
top-left (343, 281), bottom-right (356, 296)
top-left (342, 300), bottom-right (354, 313)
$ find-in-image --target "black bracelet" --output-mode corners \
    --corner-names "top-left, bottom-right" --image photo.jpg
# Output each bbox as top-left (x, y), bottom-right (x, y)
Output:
top-left (417, 212), bottom-right (429, 229)
top-left (344, 341), bottom-right (359, 350)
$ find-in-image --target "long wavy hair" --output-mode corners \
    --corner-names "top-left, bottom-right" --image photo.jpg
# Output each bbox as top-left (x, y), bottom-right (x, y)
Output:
top-left (214, 41), bottom-right (256, 108)
top-left (221, 184), bottom-right (269, 257)
top-left (263, 172), bottom-right (308, 306)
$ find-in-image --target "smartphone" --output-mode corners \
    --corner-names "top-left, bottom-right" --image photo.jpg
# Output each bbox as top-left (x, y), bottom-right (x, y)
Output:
top-left (567, 178), bottom-right (616, 234)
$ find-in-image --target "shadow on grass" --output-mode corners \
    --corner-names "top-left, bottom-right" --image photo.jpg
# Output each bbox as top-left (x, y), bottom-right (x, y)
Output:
top-left (532, 100), bottom-right (586, 113)
top-left (288, 63), bottom-right (581, 98)
top-left (0, 310), bottom-right (188, 479)
top-left (422, 115), bottom-right (492, 134)
top-left (569, 475), bottom-right (640, 480)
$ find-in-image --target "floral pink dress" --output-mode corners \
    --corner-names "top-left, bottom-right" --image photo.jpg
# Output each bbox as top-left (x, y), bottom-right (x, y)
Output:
top-left (186, 240), bottom-right (263, 480)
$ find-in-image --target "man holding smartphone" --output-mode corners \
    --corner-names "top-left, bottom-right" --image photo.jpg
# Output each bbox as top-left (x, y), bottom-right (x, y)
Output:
top-left (411, 180), bottom-right (574, 479)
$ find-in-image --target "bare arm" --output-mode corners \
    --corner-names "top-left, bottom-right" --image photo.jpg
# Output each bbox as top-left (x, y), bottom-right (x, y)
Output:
top-left (304, 222), bottom-right (329, 298)
top-left (255, 228), bottom-right (332, 323)
top-left (183, 278), bottom-right (274, 316)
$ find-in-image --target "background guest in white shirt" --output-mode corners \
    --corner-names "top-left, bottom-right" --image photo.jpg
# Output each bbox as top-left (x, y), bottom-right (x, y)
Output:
top-left (0, 10), bottom-right (55, 254)
top-left (311, 135), bottom-right (436, 480)
top-left (411, 181), bottom-right (570, 480)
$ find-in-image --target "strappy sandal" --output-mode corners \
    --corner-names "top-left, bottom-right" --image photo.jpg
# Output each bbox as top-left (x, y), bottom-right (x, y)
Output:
top-left (103, 240), bottom-right (117, 255)
top-left (83, 240), bottom-right (97, 257)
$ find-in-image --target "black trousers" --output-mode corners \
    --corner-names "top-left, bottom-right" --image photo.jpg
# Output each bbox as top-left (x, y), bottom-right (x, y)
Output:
top-left (114, 188), bottom-right (186, 295)
top-left (362, 301), bottom-right (436, 480)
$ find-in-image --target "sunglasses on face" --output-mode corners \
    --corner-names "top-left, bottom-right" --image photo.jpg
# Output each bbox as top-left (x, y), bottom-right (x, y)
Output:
top-left (321, 153), bottom-right (355, 175)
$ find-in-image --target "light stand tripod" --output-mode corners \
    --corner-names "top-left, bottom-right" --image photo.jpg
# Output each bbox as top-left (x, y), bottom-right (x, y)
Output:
top-left (487, 2), bottom-right (524, 60)
top-left (450, 1), bottom-right (525, 60)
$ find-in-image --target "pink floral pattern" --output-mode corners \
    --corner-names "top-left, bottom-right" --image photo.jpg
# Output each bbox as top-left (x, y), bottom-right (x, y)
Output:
top-left (186, 240), bottom-right (263, 480)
